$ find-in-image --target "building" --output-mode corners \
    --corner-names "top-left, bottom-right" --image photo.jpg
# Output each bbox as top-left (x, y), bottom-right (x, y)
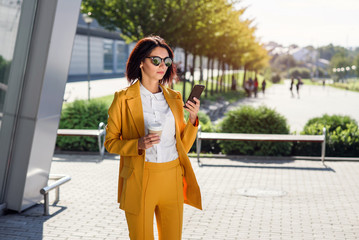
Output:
top-left (67, 15), bottom-right (191, 83)
top-left (0, 0), bottom-right (81, 214)
top-left (67, 16), bottom-right (130, 82)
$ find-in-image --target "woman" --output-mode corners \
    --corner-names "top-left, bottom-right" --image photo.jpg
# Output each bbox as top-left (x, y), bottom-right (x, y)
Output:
top-left (105, 35), bottom-right (202, 240)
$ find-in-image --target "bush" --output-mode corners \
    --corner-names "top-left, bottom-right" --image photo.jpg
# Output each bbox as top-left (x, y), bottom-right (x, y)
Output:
top-left (289, 67), bottom-right (311, 79)
top-left (271, 73), bottom-right (281, 83)
top-left (293, 115), bottom-right (359, 157)
top-left (329, 123), bottom-right (359, 156)
top-left (304, 114), bottom-right (357, 132)
top-left (56, 99), bottom-right (108, 151)
top-left (218, 105), bottom-right (291, 156)
top-left (0, 56), bottom-right (11, 84)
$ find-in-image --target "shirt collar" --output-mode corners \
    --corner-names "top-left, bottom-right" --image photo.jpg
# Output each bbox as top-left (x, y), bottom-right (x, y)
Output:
top-left (140, 82), bottom-right (164, 100)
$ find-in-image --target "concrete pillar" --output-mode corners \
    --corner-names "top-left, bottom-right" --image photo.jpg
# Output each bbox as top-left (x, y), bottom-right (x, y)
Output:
top-left (2, 0), bottom-right (81, 212)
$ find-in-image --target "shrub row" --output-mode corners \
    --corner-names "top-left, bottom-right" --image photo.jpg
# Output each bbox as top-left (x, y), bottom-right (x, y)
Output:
top-left (218, 106), bottom-right (291, 156)
top-left (56, 100), bottom-right (108, 151)
top-left (57, 100), bottom-right (359, 157)
top-left (289, 67), bottom-right (311, 79)
top-left (293, 114), bottom-right (359, 157)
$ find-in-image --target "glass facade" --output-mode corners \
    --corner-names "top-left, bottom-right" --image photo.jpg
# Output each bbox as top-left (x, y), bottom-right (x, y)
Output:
top-left (0, 0), bottom-right (24, 203)
top-left (116, 42), bottom-right (127, 73)
top-left (103, 39), bottom-right (114, 72)
top-left (0, 0), bottom-right (22, 128)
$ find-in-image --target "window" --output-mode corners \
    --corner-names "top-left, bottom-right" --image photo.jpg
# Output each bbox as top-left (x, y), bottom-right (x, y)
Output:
top-left (103, 40), bottom-right (113, 73)
top-left (116, 42), bottom-right (127, 73)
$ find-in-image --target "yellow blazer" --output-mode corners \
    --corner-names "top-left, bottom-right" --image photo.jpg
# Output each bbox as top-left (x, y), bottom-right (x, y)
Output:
top-left (105, 80), bottom-right (202, 215)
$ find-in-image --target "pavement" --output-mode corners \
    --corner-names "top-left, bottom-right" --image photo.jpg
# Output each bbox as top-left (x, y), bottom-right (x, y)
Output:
top-left (2, 76), bottom-right (358, 239)
top-left (230, 80), bottom-right (359, 132)
top-left (1, 155), bottom-right (359, 239)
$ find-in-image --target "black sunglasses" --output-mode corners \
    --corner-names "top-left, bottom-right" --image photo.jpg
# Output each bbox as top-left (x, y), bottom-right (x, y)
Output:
top-left (146, 56), bottom-right (173, 67)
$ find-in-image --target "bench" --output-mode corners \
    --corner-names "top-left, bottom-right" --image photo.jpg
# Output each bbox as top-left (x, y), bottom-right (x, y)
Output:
top-left (40, 174), bottom-right (71, 216)
top-left (57, 122), bottom-right (106, 159)
top-left (196, 126), bottom-right (326, 166)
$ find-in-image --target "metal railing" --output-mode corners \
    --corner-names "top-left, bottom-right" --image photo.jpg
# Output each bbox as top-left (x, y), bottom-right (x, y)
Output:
top-left (40, 174), bottom-right (71, 216)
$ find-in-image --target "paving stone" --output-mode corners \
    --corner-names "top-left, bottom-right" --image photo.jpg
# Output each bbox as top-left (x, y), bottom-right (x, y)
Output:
top-left (0, 155), bottom-right (359, 239)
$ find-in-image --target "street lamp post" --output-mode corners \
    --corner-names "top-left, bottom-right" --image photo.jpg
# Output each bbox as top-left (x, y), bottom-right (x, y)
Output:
top-left (82, 12), bottom-right (93, 101)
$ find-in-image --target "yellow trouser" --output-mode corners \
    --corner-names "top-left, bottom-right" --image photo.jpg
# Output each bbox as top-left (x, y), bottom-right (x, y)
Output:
top-left (125, 159), bottom-right (184, 240)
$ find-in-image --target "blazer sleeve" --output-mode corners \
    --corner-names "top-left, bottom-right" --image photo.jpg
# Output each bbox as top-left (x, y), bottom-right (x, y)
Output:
top-left (105, 92), bottom-right (142, 156)
top-left (177, 92), bottom-right (199, 153)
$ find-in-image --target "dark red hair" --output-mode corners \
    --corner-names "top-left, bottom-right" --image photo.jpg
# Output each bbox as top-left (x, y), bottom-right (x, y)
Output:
top-left (126, 35), bottom-right (177, 85)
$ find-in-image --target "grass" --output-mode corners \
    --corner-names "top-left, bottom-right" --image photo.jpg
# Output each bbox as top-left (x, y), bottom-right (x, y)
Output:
top-left (300, 79), bottom-right (321, 85)
top-left (329, 79), bottom-right (359, 92)
top-left (295, 78), bottom-right (359, 92)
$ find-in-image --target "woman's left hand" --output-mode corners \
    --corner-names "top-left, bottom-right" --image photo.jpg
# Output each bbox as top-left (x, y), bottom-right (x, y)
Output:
top-left (184, 97), bottom-right (200, 125)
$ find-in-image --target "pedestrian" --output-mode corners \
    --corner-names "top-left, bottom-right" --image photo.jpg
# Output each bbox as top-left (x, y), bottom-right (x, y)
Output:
top-left (189, 64), bottom-right (194, 82)
top-left (244, 79), bottom-right (251, 97)
top-left (231, 75), bottom-right (237, 91)
top-left (254, 77), bottom-right (259, 97)
top-left (290, 77), bottom-right (294, 97)
top-left (247, 77), bottom-right (254, 97)
top-left (296, 77), bottom-right (302, 98)
top-left (105, 35), bottom-right (202, 240)
top-left (261, 79), bottom-right (266, 95)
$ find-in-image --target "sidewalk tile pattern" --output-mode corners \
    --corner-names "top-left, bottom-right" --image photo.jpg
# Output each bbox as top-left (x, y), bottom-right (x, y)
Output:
top-left (0, 155), bottom-right (359, 239)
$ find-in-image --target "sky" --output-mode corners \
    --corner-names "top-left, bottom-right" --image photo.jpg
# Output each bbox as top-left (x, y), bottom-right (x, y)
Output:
top-left (240, 0), bottom-right (359, 48)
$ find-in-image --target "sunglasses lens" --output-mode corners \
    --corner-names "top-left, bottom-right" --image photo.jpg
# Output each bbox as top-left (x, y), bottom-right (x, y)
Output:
top-left (164, 58), bottom-right (172, 67)
top-left (151, 57), bottom-right (161, 66)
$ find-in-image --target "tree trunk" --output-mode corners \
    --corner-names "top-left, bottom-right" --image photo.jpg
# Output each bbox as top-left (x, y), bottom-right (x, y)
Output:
top-left (221, 62), bottom-right (225, 93)
top-left (211, 59), bottom-right (214, 96)
top-left (191, 54), bottom-right (196, 89)
top-left (205, 57), bottom-right (210, 97)
top-left (231, 66), bottom-right (234, 91)
top-left (238, 69), bottom-right (241, 84)
top-left (199, 56), bottom-right (203, 83)
top-left (216, 60), bottom-right (221, 93)
top-left (228, 66), bottom-right (234, 91)
top-left (182, 51), bottom-right (188, 103)
top-left (242, 65), bottom-right (247, 88)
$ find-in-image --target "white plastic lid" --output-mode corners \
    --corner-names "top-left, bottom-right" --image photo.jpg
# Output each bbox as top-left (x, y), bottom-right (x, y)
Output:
top-left (148, 123), bottom-right (162, 131)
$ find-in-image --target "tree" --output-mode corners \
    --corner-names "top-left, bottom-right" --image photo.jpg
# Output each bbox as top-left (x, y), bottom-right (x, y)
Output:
top-left (81, 0), bottom-right (188, 44)
top-left (354, 54), bottom-right (359, 78)
top-left (318, 44), bottom-right (350, 61)
top-left (272, 55), bottom-right (296, 73)
top-left (330, 53), bottom-right (352, 81)
top-left (81, 0), bottom-right (269, 97)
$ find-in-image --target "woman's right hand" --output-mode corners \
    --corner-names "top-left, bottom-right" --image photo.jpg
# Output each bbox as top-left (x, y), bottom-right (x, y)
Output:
top-left (138, 133), bottom-right (161, 150)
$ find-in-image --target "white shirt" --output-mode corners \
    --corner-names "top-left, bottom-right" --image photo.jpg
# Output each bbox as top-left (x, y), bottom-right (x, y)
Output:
top-left (140, 83), bottom-right (179, 163)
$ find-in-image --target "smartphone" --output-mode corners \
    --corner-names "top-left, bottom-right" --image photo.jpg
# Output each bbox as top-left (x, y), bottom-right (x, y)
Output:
top-left (184, 85), bottom-right (205, 108)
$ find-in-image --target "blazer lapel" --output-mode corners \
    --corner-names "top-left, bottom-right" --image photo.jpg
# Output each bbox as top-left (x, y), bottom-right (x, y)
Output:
top-left (162, 84), bottom-right (182, 130)
top-left (127, 81), bottom-right (145, 137)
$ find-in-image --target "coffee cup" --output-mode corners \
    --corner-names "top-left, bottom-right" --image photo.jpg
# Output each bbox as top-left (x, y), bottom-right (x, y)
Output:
top-left (148, 123), bottom-right (163, 138)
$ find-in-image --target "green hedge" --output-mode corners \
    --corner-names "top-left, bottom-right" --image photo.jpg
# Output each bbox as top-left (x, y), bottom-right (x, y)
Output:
top-left (293, 114), bottom-right (359, 157)
top-left (218, 105), bottom-right (291, 156)
top-left (271, 73), bottom-right (281, 83)
top-left (289, 67), bottom-right (311, 79)
top-left (304, 114), bottom-right (356, 132)
top-left (56, 99), bottom-right (108, 151)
